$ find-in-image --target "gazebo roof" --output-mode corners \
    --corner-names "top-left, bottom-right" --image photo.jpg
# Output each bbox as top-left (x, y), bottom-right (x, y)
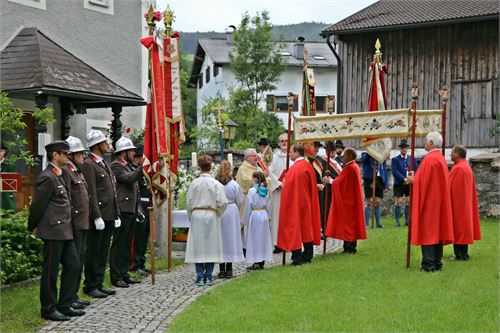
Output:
top-left (1, 27), bottom-right (145, 106)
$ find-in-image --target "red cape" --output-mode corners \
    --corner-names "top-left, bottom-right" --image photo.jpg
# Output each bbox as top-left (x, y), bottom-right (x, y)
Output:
top-left (449, 159), bottom-right (481, 244)
top-left (277, 159), bottom-right (321, 251)
top-left (411, 150), bottom-right (454, 246)
top-left (325, 161), bottom-right (366, 242)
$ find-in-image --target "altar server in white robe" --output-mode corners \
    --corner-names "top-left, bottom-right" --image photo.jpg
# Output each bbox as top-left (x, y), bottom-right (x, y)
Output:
top-left (243, 171), bottom-right (273, 270)
top-left (185, 155), bottom-right (228, 286)
top-left (269, 133), bottom-right (294, 252)
top-left (216, 161), bottom-right (244, 279)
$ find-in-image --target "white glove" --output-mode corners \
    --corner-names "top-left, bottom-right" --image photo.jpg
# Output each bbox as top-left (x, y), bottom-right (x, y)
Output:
top-left (114, 217), bottom-right (121, 228)
top-left (94, 217), bottom-right (105, 230)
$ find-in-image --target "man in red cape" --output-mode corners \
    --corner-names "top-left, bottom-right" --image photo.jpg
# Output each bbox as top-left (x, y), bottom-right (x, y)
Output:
top-left (277, 145), bottom-right (321, 265)
top-left (324, 148), bottom-right (366, 254)
top-left (406, 132), bottom-right (454, 272)
top-left (449, 145), bottom-right (481, 261)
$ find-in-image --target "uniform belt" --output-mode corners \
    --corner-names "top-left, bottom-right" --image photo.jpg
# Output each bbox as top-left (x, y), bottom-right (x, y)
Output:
top-left (252, 208), bottom-right (266, 211)
top-left (140, 198), bottom-right (150, 202)
top-left (228, 201), bottom-right (236, 204)
top-left (192, 207), bottom-right (216, 212)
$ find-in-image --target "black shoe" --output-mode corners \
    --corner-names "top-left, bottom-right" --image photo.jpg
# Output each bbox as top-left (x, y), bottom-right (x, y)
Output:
top-left (71, 302), bottom-right (86, 309)
top-left (84, 289), bottom-right (108, 298)
top-left (420, 267), bottom-right (435, 273)
top-left (246, 264), bottom-right (260, 271)
top-left (292, 260), bottom-right (304, 266)
top-left (142, 268), bottom-right (151, 274)
top-left (58, 307), bottom-right (85, 317)
top-left (123, 277), bottom-right (141, 284)
top-left (217, 271), bottom-right (226, 279)
top-left (42, 310), bottom-right (70, 321)
top-left (224, 270), bottom-right (233, 278)
top-left (135, 268), bottom-right (149, 276)
top-left (273, 246), bottom-right (283, 254)
top-left (98, 287), bottom-right (116, 295)
top-left (376, 225), bottom-right (383, 228)
top-left (76, 299), bottom-right (91, 306)
top-left (112, 280), bottom-right (129, 288)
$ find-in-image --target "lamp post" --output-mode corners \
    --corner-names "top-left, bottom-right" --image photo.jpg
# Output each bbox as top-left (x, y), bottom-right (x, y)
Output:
top-left (213, 103), bottom-right (225, 161)
top-left (222, 118), bottom-right (238, 148)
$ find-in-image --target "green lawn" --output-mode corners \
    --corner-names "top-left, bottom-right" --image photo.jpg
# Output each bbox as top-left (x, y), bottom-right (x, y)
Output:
top-left (169, 218), bottom-right (499, 333)
top-left (0, 257), bottom-right (183, 333)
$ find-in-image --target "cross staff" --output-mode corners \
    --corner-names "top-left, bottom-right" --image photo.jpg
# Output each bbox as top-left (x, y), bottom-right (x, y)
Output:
top-left (213, 102), bottom-right (226, 161)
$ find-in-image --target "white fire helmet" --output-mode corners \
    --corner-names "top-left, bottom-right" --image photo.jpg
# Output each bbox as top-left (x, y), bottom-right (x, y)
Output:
top-left (114, 137), bottom-right (136, 153)
top-left (65, 136), bottom-right (86, 153)
top-left (86, 129), bottom-right (107, 148)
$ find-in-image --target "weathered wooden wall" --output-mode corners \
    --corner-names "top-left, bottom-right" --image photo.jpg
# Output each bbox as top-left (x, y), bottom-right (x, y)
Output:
top-left (336, 19), bottom-right (499, 148)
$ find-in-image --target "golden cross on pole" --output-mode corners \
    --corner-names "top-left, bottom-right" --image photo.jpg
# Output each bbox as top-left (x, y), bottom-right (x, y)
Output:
top-left (145, 4), bottom-right (156, 36)
top-left (213, 103), bottom-right (225, 130)
top-left (163, 5), bottom-right (175, 37)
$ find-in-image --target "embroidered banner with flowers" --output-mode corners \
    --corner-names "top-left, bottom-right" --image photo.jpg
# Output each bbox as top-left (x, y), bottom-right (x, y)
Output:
top-left (294, 109), bottom-right (442, 142)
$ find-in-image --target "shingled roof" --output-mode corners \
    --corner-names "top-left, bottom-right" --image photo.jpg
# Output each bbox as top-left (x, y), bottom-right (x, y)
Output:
top-left (189, 38), bottom-right (337, 87)
top-left (1, 27), bottom-right (145, 106)
top-left (321, 0), bottom-right (499, 36)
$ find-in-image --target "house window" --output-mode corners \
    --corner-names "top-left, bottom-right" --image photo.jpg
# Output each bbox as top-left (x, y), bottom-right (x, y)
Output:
top-left (84, 0), bottom-right (114, 15)
top-left (7, 0), bottom-right (46, 10)
top-left (315, 96), bottom-right (327, 113)
top-left (205, 66), bottom-right (210, 83)
top-left (198, 73), bottom-right (203, 89)
top-left (213, 65), bottom-right (219, 77)
top-left (266, 94), bottom-right (298, 112)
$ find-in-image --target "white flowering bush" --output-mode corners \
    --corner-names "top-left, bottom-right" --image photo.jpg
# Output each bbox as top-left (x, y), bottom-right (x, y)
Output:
top-left (172, 163), bottom-right (220, 210)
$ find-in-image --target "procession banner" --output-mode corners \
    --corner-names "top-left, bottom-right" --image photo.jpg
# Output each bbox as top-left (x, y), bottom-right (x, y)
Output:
top-left (294, 108), bottom-right (442, 142)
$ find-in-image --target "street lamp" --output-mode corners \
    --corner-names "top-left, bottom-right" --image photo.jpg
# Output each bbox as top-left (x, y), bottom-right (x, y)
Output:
top-left (222, 118), bottom-right (238, 148)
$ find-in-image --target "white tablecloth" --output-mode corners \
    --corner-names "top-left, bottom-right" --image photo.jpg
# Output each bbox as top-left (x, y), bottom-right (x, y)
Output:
top-left (172, 210), bottom-right (190, 228)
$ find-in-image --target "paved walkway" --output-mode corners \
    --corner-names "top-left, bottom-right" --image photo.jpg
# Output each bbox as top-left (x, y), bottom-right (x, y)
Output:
top-left (39, 239), bottom-right (343, 333)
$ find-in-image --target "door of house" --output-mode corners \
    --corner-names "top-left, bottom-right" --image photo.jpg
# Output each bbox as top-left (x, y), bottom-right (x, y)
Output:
top-left (13, 113), bottom-right (35, 209)
top-left (450, 79), bottom-right (497, 148)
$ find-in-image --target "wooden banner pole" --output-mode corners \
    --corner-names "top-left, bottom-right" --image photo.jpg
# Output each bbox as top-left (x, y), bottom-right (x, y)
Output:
top-left (439, 86), bottom-right (449, 156)
top-left (406, 83), bottom-right (419, 269)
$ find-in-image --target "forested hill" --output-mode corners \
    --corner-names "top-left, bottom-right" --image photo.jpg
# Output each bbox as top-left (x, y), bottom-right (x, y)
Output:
top-left (179, 22), bottom-right (330, 54)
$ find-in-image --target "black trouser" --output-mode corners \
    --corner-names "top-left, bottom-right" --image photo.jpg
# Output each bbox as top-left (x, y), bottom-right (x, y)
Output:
top-left (131, 202), bottom-right (149, 271)
top-left (421, 243), bottom-right (443, 271)
top-left (40, 239), bottom-right (79, 316)
top-left (84, 220), bottom-right (114, 291)
top-left (219, 263), bottom-right (233, 273)
top-left (453, 244), bottom-right (469, 260)
top-left (291, 242), bottom-right (314, 263)
top-left (72, 229), bottom-right (88, 302)
top-left (318, 190), bottom-right (325, 233)
top-left (343, 241), bottom-right (357, 253)
top-left (110, 214), bottom-right (134, 282)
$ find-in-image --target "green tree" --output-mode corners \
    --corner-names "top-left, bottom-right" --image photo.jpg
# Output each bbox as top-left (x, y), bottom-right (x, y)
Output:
top-left (180, 51), bottom-right (197, 144)
top-left (229, 11), bottom-right (286, 141)
top-left (0, 92), bottom-right (55, 167)
top-left (227, 88), bottom-right (285, 149)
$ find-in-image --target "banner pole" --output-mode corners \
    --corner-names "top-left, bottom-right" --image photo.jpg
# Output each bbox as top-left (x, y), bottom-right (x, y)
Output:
top-left (407, 83), bottom-right (419, 269)
top-left (439, 86), bottom-right (449, 156)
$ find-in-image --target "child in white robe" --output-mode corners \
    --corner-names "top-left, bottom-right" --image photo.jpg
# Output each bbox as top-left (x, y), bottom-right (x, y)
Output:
top-left (243, 171), bottom-right (273, 270)
top-left (185, 155), bottom-right (228, 286)
top-left (216, 160), bottom-right (245, 278)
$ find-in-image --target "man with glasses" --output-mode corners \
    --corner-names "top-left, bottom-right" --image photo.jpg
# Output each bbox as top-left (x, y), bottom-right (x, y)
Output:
top-left (269, 133), bottom-right (294, 253)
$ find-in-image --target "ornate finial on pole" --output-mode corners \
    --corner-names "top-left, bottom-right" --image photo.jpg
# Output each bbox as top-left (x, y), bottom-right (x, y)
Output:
top-left (163, 5), bottom-right (175, 37)
top-left (145, 4), bottom-right (156, 36)
top-left (411, 83), bottom-right (419, 100)
top-left (303, 46), bottom-right (309, 68)
top-left (438, 86), bottom-right (449, 103)
top-left (374, 38), bottom-right (382, 63)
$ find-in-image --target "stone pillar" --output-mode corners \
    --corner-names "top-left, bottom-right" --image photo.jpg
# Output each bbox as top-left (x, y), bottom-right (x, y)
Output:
top-left (110, 105), bottom-right (122, 150)
top-left (469, 153), bottom-right (500, 217)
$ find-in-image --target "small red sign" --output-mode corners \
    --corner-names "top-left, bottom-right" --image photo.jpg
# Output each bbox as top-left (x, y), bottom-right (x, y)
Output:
top-left (0, 173), bottom-right (22, 192)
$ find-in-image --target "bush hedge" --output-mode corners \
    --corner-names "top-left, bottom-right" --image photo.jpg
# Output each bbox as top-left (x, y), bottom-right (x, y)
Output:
top-left (0, 208), bottom-right (43, 284)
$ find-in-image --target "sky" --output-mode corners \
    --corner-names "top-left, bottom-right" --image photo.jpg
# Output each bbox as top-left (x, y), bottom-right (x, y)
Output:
top-left (155, 0), bottom-right (378, 32)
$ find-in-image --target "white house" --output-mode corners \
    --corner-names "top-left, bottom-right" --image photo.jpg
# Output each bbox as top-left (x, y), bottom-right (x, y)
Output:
top-left (188, 32), bottom-right (338, 134)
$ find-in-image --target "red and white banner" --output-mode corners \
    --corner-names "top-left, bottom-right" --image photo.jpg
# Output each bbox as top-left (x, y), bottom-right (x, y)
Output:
top-left (141, 31), bottom-right (186, 206)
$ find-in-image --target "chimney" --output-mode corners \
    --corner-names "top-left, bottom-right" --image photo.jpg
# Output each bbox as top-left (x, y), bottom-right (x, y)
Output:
top-left (225, 25), bottom-right (236, 43)
top-left (294, 36), bottom-right (305, 59)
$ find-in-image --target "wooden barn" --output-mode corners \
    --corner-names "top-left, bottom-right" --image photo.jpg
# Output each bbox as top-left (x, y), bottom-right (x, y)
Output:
top-left (321, 0), bottom-right (499, 148)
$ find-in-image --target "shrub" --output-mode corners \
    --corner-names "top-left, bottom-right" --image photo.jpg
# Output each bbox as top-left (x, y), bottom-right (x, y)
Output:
top-left (0, 208), bottom-right (43, 284)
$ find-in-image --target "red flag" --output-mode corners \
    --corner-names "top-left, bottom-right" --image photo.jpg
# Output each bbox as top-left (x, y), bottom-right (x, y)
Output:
top-left (141, 35), bottom-right (169, 206)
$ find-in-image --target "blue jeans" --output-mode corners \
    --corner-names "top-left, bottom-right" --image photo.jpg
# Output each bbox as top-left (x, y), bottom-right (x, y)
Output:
top-left (195, 263), bottom-right (214, 282)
